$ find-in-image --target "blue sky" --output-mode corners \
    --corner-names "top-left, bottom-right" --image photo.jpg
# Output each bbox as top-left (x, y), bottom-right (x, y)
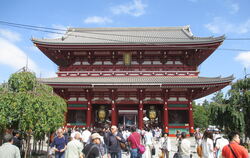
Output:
top-left (0, 0), bottom-right (250, 103)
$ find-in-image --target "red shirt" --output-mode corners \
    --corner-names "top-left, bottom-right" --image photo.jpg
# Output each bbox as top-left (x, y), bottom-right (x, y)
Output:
top-left (222, 142), bottom-right (249, 158)
top-left (127, 132), bottom-right (141, 149)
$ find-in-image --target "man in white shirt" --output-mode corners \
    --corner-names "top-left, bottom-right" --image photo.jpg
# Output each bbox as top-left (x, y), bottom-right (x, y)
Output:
top-left (81, 128), bottom-right (91, 145)
top-left (0, 134), bottom-right (21, 158)
top-left (215, 136), bottom-right (229, 158)
top-left (65, 132), bottom-right (84, 158)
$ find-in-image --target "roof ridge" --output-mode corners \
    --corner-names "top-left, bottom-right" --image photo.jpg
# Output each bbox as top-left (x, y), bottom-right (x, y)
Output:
top-left (67, 26), bottom-right (189, 32)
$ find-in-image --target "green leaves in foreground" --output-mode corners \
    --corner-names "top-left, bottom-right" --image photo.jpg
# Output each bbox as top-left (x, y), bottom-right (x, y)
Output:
top-left (0, 71), bottom-right (67, 140)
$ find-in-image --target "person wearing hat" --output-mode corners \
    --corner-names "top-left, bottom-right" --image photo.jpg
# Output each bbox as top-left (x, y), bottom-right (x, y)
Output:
top-left (159, 132), bottom-right (171, 158)
top-left (83, 133), bottom-right (102, 158)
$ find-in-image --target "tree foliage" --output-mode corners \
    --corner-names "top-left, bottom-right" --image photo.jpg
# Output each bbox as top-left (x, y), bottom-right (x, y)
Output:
top-left (205, 79), bottom-right (250, 138)
top-left (228, 78), bottom-right (250, 138)
top-left (0, 71), bottom-right (67, 157)
top-left (209, 102), bottom-right (245, 134)
top-left (193, 102), bottom-right (209, 129)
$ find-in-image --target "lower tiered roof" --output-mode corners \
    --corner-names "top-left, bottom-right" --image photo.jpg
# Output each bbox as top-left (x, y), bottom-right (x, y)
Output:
top-left (40, 75), bottom-right (233, 87)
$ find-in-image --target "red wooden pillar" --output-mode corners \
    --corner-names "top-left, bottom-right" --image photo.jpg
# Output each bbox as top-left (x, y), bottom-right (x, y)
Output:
top-left (189, 101), bottom-right (194, 135)
top-left (111, 101), bottom-right (117, 126)
top-left (86, 101), bottom-right (92, 127)
top-left (138, 101), bottom-right (144, 129)
top-left (163, 101), bottom-right (169, 134)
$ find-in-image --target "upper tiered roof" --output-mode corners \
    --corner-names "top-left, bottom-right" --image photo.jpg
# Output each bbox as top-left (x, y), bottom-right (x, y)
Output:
top-left (32, 26), bottom-right (224, 45)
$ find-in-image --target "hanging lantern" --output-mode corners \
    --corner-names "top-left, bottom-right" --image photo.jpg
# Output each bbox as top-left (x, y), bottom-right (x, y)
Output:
top-left (123, 52), bottom-right (132, 66)
top-left (148, 106), bottom-right (157, 120)
top-left (98, 106), bottom-right (106, 122)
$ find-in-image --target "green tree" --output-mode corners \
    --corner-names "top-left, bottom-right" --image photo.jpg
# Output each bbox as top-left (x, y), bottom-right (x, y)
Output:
top-left (208, 89), bottom-right (245, 135)
top-left (193, 101), bottom-right (209, 129)
top-left (211, 90), bottom-right (224, 104)
top-left (228, 78), bottom-right (250, 139)
top-left (0, 71), bottom-right (67, 157)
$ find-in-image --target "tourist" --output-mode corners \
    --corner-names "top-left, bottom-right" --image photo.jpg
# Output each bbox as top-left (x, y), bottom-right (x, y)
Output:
top-left (103, 126), bottom-right (111, 146)
top-left (222, 131), bottom-right (248, 158)
top-left (65, 132), bottom-right (83, 158)
top-left (144, 128), bottom-right (154, 158)
top-left (50, 128), bottom-right (68, 158)
top-left (96, 128), bottom-right (108, 158)
top-left (214, 135), bottom-right (229, 158)
top-left (194, 128), bottom-right (202, 146)
top-left (155, 127), bottom-right (162, 142)
top-left (82, 128), bottom-right (92, 145)
top-left (0, 134), bottom-right (21, 158)
top-left (12, 130), bottom-right (22, 151)
top-left (176, 130), bottom-right (181, 140)
top-left (63, 127), bottom-right (70, 142)
top-left (140, 128), bottom-right (146, 144)
top-left (178, 132), bottom-right (191, 158)
top-left (122, 128), bottom-right (131, 141)
top-left (159, 132), bottom-right (171, 158)
top-left (201, 130), bottom-right (214, 158)
top-left (127, 126), bottom-right (142, 158)
top-left (106, 125), bottom-right (125, 158)
top-left (83, 133), bottom-right (102, 158)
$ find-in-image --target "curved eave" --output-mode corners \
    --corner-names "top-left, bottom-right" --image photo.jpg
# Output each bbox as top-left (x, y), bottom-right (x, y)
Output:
top-left (31, 35), bottom-right (225, 46)
top-left (38, 75), bottom-right (234, 87)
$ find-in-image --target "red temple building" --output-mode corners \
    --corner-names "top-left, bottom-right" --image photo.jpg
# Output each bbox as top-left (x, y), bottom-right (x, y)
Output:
top-left (32, 26), bottom-right (233, 136)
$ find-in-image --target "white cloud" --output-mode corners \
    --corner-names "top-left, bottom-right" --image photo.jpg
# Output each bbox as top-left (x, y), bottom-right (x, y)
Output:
top-left (230, 3), bottom-right (239, 14)
top-left (47, 24), bottom-right (68, 39)
top-left (0, 29), bottom-right (21, 42)
top-left (205, 17), bottom-right (250, 34)
top-left (111, 0), bottom-right (147, 17)
top-left (235, 52), bottom-right (250, 68)
top-left (0, 37), bottom-right (39, 72)
top-left (84, 16), bottom-right (113, 24)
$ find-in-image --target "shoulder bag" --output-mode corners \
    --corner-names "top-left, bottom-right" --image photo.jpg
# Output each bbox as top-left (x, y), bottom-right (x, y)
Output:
top-left (131, 134), bottom-right (145, 154)
top-left (228, 144), bottom-right (237, 158)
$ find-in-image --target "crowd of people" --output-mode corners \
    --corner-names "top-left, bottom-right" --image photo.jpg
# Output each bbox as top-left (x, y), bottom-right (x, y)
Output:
top-left (0, 126), bottom-right (249, 158)
top-left (194, 128), bottom-right (249, 158)
top-left (48, 126), bottom-right (172, 158)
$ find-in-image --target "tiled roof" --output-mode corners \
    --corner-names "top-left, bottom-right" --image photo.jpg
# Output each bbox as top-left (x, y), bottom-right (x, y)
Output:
top-left (39, 75), bottom-right (233, 87)
top-left (32, 26), bottom-right (224, 45)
